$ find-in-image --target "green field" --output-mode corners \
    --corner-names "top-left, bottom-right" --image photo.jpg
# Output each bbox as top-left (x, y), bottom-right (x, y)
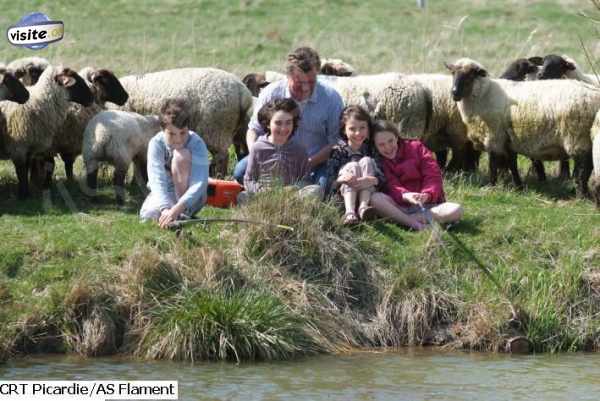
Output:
top-left (0, 0), bottom-right (599, 362)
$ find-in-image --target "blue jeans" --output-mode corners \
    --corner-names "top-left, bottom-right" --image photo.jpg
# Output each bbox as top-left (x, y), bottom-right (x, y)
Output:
top-left (234, 156), bottom-right (328, 189)
top-left (233, 156), bottom-right (248, 184)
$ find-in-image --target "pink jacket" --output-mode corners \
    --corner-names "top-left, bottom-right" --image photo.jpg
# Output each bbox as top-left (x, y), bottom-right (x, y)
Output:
top-left (381, 139), bottom-right (445, 207)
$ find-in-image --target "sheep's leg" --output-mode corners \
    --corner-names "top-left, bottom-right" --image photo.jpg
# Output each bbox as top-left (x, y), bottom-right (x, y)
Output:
top-left (462, 142), bottom-right (480, 173)
top-left (558, 158), bottom-right (570, 180)
top-left (574, 152), bottom-right (593, 199)
top-left (213, 151), bottom-right (229, 178)
top-left (507, 151), bottom-right (523, 189)
top-left (61, 153), bottom-right (76, 181)
top-left (531, 159), bottom-right (546, 182)
top-left (113, 166), bottom-right (128, 205)
top-left (435, 149), bottom-right (448, 171)
top-left (489, 152), bottom-right (499, 186)
top-left (42, 156), bottom-right (55, 189)
top-left (14, 159), bottom-right (30, 199)
top-left (86, 159), bottom-right (99, 192)
top-left (133, 156), bottom-right (148, 188)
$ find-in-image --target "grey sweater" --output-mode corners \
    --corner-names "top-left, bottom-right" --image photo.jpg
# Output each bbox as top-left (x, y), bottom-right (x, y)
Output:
top-left (243, 136), bottom-right (310, 192)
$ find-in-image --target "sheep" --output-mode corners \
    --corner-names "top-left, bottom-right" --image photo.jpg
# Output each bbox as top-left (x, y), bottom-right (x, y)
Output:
top-left (592, 121), bottom-right (600, 208)
top-left (499, 56), bottom-right (554, 182)
top-left (319, 58), bottom-right (356, 76)
top-left (113, 68), bottom-right (253, 177)
top-left (0, 70), bottom-right (30, 161)
top-left (6, 56), bottom-right (50, 86)
top-left (52, 67), bottom-right (129, 181)
top-left (499, 57), bottom-right (543, 81)
top-left (405, 73), bottom-right (480, 172)
top-left (537, 54), bottom-right (600, 86)
top-left (446, 58), bottom-right (597, 197)
top-left (0, 66), bottom-right (94, 198)
top-left (82, 110), bottom-right (160, 204)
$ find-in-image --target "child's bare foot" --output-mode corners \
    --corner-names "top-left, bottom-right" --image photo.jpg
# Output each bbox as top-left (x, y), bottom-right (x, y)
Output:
top-left (343, 211), bottom-right (359, 225)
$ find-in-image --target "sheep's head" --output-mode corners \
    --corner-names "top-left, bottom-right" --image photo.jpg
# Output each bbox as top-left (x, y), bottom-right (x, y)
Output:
top-left (89, 69), bottom-right (129, 106)
top-left (242, 73), bottom-right (269, 97)
top-left (500, 57), bottom-right (542, 81)
top-left (537, 54), bottom-right (575, 80)
top-left (320, 58), bottom-right (355, 76)
top-left (445, 58), bottom-right (488, 101)
top-left (55, 68), bottom-right (94, 107)
top-left (0, 71), bottom-right (29, 104)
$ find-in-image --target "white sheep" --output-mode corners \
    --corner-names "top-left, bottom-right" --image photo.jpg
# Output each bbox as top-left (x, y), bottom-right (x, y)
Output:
top-left (113, 68), bottom-right (253, 176)
top-left (0, 66), bottom-right (94, 198)
top-left (83, 110), bottom-right (160, 204)
top-left (6, 56), bottom-right (50, 86)
top-left (446, 58), bottom-right (598, 197)
top-left (53, 67), bottom-right (129, 181)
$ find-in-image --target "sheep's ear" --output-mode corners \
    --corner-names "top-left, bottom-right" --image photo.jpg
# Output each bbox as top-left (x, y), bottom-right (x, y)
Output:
top-left (55, 73), bottom-right (76, 87)
top-left (565, 61), bottom-right (576, 71)
top-left (476, 67), bottom-right (488, 77)
top-left (444, 62), bottom-right (456, 72)
top-left (528, 56), bottom-right (543, 66)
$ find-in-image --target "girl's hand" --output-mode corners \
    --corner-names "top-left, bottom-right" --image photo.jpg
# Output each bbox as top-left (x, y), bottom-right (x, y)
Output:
top-left (402, 192), bottom-right (431, 205)
top-left (338, 174), bottom-right (357, 186)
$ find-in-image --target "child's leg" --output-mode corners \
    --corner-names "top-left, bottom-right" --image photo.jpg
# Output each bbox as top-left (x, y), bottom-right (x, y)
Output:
top-left (338, 161), bottom-right (360, 215)
top-left (171, 148), bottom-right (192, 199)
top-left (370, 192), bottom-right (426, 230)
top-left (429, 202), bottom-right (464, 224)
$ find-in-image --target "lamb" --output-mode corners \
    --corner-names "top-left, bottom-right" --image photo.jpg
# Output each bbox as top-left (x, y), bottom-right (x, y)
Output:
top-left (53, 67), bottom-right (129, 181)
top-left (114, 68), bottom-right (253, 176)
top-left (6, 56), bottom-right (50, 86)
top-left (83, 110), bottom-right (160, 204)
top-left (0, 66), bottom-right (94, 197)
top-left (446, 58), bottom-right (597, 197)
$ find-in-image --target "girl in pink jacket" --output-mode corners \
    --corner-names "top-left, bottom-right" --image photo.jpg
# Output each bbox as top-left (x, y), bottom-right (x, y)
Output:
top-left (371, 120), bottom-right (463, 230)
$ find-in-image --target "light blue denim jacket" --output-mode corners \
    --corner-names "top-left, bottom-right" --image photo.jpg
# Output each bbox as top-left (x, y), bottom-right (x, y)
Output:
top-left (146, 130), bottom-right (210, 211)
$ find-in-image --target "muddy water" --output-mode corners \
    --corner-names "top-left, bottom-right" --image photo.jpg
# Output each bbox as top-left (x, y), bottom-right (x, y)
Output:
top-left (2, 348), bottom-right (600, 400)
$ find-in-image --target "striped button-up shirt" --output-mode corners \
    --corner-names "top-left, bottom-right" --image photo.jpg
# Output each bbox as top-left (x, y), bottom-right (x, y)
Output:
top-left (248, 79), bottom-right (344, 157)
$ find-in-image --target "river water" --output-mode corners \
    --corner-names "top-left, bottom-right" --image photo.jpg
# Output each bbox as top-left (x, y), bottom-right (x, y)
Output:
top-left (2, 348), bottom-right (600, 400)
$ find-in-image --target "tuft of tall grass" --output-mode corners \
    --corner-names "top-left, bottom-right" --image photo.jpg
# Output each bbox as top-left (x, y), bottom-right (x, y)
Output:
top-left (134, 289), bottom-right (318, 362)
top-left (61, 281), bottom-right (125, 357)
top-left (231, 189), bottom-right (381, 310)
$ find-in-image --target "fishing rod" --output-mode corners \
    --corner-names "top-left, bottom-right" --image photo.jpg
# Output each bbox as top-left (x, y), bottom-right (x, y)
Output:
top-left (168, 217), bottom-right (294, 231)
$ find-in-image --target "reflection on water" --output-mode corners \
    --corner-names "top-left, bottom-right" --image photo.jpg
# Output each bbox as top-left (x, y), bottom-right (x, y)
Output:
top-left (3, 348), bottom-right (600, 400)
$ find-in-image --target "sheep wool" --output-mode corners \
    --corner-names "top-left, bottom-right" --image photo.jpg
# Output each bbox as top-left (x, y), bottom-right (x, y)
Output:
top-left (116, 68), bottom-right (253, 176)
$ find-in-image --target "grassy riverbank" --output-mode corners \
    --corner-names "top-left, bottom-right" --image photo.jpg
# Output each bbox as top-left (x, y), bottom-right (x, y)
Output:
top-left (1, 0), bottom-right (600, 361)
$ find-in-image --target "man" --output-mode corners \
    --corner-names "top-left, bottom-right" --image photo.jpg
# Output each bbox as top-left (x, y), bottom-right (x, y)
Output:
top-left (233, 47), bottom-right (344, 189)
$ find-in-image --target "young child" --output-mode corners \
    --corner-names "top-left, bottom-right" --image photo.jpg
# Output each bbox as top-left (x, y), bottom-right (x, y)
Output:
top-left (324, 105), bottom-right (384, 225)
top-left (370, 120), bottom-right (463, 230)
top-left (242, 98), bottom-right (321, 199)
top-left (139, 98), bottom-right (210, 229)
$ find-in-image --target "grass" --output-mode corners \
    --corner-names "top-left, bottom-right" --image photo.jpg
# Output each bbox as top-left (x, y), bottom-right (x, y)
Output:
top-left (1, 0), bottom-right (600, 361)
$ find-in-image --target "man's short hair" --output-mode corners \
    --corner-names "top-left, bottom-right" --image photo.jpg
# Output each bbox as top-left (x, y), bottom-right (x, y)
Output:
top-left (286, 46), bottom-right (321, 75)
top-left (159, 98), bottom-right (191, 129)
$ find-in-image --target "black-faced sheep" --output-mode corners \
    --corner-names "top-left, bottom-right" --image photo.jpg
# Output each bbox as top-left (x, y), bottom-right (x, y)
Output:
top-left (0, 66), bottom-right (94, 197)
top-left (537, 54), bottom-right (600, 86)
top-left (54, 68), bottom-right (129, 181)
top-left (446, 58), bottom-right (597, 197)
top-left (499, 57), bottom-right (543, 81)
top-left (6, 57), bottom-right (50, 86)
